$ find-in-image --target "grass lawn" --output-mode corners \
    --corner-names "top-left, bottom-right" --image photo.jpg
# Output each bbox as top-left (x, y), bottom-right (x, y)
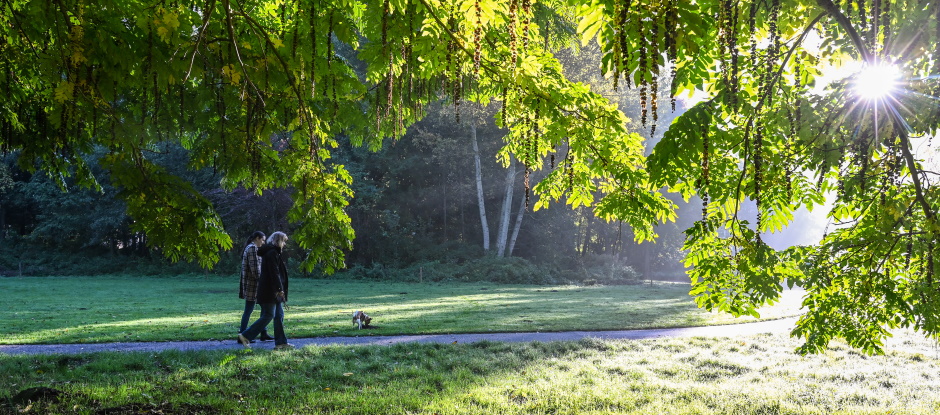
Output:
top-left (0, 275), bottom-right (803, 345)
top-left (2, 331), bottom-right (939, 414)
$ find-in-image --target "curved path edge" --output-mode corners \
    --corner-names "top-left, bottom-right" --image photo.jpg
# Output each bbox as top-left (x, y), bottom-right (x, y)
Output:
top-left (0, 317), bottom-right (799, 356)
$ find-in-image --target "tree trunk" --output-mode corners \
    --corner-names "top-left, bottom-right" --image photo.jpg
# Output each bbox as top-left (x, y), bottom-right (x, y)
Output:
top-left (507, 186), bottom-right (527, 257)
top-left (496, 157), bottom-right (515, 257)
top-left (471, 122), bottom-right (490, 252)
top-left (443, 177), bottom-right (448, 241)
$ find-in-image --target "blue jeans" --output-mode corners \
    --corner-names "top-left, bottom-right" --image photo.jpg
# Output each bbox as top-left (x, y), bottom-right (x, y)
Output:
top-left (240, 300), bottom-right (269, 337)
top-left (241, 302), bottom-right (287, 345)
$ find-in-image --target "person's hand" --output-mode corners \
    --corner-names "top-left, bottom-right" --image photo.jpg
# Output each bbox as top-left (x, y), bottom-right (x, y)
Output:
top-left (275, 290), bottom-right (285, 302)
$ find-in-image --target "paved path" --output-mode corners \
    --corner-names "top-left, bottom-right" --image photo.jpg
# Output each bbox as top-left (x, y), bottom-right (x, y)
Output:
top-left (0, 317), bottom-right (798, 356)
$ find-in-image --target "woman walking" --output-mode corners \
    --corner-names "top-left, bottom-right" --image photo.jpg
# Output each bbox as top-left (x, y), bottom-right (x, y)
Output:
top-left (238, 231), bottom-right (294, 350)
top-left (239, 231), bottom-right (273, 342)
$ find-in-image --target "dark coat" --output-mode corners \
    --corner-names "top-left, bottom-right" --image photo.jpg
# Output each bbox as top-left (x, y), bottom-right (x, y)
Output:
top-left (256, 243), bottom-right (288, 303)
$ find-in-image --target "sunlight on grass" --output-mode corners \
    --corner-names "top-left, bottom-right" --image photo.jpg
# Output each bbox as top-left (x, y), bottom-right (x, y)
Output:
top-left (1, 276), bottom-right (805, 344)
top-left (3, 331), bottom-right (939, 414)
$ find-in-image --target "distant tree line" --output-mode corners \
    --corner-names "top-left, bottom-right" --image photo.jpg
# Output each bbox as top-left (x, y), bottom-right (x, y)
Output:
top-left (0, 49), bottom-right (693, 282)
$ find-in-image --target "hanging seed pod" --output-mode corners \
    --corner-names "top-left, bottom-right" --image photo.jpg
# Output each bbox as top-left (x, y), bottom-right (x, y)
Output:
top-left (502, 86), bottom-right (509, 126)
top-left (375, 78), bottom-right (383, 133)
top-left (445, 8), bottom-right (455, 96)
top-left (787, 107), bottom-right (795, 141)
top-left (567, 155), bottom-right (575, 192)
top-left (532, 105), bottom-right (540, 166)
top-left (525, 168), bottom-right (531, 208)
top-left (729, 2), bottom-right (740, 107)
top-left (650, 8), bottom-right (659, 136)
top-left (387, 54), bottom-right (394, 119)
top-left (408, 0), bottom-right (415, 96)
top-left (246, 95), bottom-right (253, 148)
top-left (450, 9), bottom-right (461, 125)
top-left (451, 2), bottom-right (464, 123)
top-left (664, 0), bottom-right (678, 111)
top-left (550, 145), bottom-right (556, 169)
top-left (640, 82), bottom-right (648, 127)
top-left (612, 41), bottom-right (621, 90)
top-left (701, 126), bottom-right (710, 220)
top-left (929, 238), bottom-right (935, 285)
top-left (382, 0), bottom-right (389, 45)
top-left (872, 0), bottom-right (880, 53)
top-left (473, 0), bottom-right (482, 76)
top-left (754, 126), bottom-right (763, 234)
top-left (748, 2), bottom-right (758, 71)
top-left (2, 61), bottom-right (8, 145)
top-left (670, 65), bottom-right (678, 112)
top-left (152, 70), bottom-right (160, 124)
top-left (859, 139), bottom-right (869, 192)
top-left (453, 74), bottom-right (461, 123)
top-left (617, 0), bottom-right (632, 87)
top-left (611, 13), bottom-right (621, 89)
top-left (906, 231), bottom-right (914, 268)
top-left (718, 0), bottom-right (730, 89)
top-left (509, 0), bottom-right (518, 72)
top-left (794, 51), bottom-right (803, 128)
top-left (143, 24), bottom-right (153, 120)
top-left (639, 19), bottom-right (648, 127)
top-left (384, 0), bottom-right (393, 120)
top-left (665, 0), bottom-right (677, 58)
top-left (309, 3), bottom-right (318, 98)
top-left (327, 13), bottom-right (337, 116)
top-left (771, 0), bottom-right (781, 54)
top-left (521, 0), bottom-right (531, 52)
top-left (786, 109), bottom-right (795, 200)
top-left (765, 0), bottom-right (781, 108)
top-left (650, 77), bottom-right (658, 136)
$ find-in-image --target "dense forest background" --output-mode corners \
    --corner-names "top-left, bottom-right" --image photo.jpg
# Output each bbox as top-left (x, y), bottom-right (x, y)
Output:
top-left (0, 49), bottom-right (697, 283)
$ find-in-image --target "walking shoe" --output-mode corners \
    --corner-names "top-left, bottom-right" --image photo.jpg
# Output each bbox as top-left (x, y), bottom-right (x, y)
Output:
top-left (237, 334), bottom-right (252, 349)
top-left (274, 343), bottom-right (295, 351)
top-left (259, 334), bottom-right (275, 342)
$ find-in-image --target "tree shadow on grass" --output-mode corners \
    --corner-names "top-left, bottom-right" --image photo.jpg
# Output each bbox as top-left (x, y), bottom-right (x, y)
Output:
top-left (2, 331), bottom-right (933, 414)
top-left (0, 340), bottom-right (617, 414)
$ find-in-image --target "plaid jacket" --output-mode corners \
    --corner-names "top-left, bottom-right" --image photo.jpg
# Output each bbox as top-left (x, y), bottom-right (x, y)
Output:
top-left (239, 244), bottom-right (263, 301)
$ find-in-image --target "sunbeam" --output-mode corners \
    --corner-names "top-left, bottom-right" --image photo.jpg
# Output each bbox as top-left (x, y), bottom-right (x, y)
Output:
top-left (853, 62), bottom-right (901, 101)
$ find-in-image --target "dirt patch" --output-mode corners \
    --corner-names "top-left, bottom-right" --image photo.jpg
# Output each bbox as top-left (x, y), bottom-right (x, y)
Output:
top-left (10, 387), bottom-right (66, 405)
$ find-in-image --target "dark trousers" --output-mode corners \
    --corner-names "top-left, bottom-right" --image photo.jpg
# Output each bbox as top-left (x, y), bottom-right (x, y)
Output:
top-left (240, 300), bottom-right (269, 337)
top-left (241, 302), bottom-right (286, 345)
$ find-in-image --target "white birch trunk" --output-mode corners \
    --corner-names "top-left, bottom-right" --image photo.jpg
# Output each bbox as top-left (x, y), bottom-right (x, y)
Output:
top-left (495, 157), bottom-right (515, 257)
top-left (471, 122), bottom-right (490, 252)
top-left (507, 189), bottom-right (527, 256)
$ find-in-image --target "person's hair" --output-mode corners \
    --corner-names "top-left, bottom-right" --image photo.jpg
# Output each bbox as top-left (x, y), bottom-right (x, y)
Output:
top-left (267, 231), bottom-right (288, 246)
top-left (245, 231), bottom-right (266, 248)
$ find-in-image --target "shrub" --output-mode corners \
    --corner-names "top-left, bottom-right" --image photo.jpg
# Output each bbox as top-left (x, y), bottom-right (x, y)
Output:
top-left (569, 254), bottom-right (643, 285)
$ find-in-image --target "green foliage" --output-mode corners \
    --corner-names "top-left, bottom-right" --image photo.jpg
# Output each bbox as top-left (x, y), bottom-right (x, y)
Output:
top-left (4, 0), bottom-right (940, 353)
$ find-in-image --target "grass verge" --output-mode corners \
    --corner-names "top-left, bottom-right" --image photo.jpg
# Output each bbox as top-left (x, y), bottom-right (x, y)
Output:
top-left (2, 331), bottom-right (939, 414)
top-left (1, 276), bottom-right (803, 344)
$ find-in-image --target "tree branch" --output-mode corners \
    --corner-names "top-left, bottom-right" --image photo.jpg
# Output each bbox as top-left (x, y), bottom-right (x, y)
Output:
top-left (814, 0), bottom-right (873, 62)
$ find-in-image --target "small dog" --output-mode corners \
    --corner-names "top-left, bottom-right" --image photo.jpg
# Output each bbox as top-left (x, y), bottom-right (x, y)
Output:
top-left (352, 310), bottom-right (372, 329)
